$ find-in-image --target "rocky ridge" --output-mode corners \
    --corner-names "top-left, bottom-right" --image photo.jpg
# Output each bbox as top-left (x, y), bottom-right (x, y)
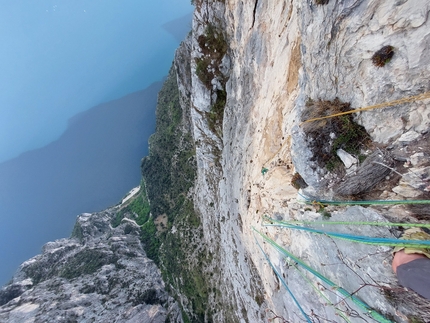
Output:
top-left (0, 208), bottom-right (182, 323)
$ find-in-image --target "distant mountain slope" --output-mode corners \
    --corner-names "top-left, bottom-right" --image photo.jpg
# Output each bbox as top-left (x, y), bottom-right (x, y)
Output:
top-left (162, 12), bottom-right (193, 42)
top-left (0, 81), bottom-right (162, 285)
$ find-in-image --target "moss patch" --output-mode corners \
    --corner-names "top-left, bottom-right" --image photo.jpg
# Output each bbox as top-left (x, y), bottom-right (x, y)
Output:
top-left (60, 249), bottom-right (116, 279)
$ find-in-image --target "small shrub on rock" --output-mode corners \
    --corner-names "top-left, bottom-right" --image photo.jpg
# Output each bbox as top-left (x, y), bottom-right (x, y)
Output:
top-left (195, 24), bottom-right (228, 90)
top-left (315, 0), bottom-right (329, 4)
top-left (291, 172), bottom-right (308, 190)
top-left (207, 89), bottom-right (227, 135)
top-left (133, 288), bottom-right (160, 305)
top-left (372, 45), bottom-right (394, 67)
top-left (301, 98), bottom-right (371, 172)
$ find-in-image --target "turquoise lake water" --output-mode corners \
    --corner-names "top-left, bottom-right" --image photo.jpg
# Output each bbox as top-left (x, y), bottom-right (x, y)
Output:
top-left (0, 0), bottom-right (193, 285)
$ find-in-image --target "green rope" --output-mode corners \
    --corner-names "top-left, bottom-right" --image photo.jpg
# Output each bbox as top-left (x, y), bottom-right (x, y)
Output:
top-left (263, 216), bottom-right (430, 229)
top-left (299, 198), bottom-right (430, 206)
top-left (263, 216), bottom-right (430, 248)
top-left (298, 192), bottom-right (430, 206)
top-left (252, 227), bottom-right (394, 323)
top-left (263, 222), bottom-right (430, 249)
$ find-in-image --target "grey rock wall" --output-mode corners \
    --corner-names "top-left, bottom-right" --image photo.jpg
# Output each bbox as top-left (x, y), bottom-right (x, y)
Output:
top-left (185, 0), bottom-right (430, 322)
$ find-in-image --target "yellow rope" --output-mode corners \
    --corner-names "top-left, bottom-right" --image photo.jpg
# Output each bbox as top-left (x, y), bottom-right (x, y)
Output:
top-left (300, 91), bottom-right (430, 126)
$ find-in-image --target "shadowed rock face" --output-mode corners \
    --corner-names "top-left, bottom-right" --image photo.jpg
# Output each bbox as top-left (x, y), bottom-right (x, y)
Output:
top-left (0, 209), bottom-right (182, 323)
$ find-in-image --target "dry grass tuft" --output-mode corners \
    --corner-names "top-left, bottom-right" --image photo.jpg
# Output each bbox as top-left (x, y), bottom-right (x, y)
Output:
top-left (291, 172), bottom-right (308, 190)
top-left (301, 98), bottom-right (371, 171)
top-left (384, 287), bottom-right (430, 322)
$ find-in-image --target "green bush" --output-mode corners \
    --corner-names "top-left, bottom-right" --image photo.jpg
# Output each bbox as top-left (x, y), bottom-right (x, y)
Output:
top-left (199, 25), bottom-right (227, 58)
top-left (140, 221), bottom-right (160, 261)
top-left (111, 212), bottom-right (125, 228)
top-left (195, 57), bottom-right (213, 89)
top-left (60, 249), bottom-right (116, 279)
top-left (195, 24), bottom-right (228, 90)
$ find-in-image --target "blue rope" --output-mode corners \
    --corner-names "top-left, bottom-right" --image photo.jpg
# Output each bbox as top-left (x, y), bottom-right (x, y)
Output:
top-left (254, 234), bottom-right (312, 323)
top-left (263, 222), bottom-right (430, 248)
top-left (297, 191), bottom-right (430, 205)
top-left (263, 215), bottom-right (430, 228)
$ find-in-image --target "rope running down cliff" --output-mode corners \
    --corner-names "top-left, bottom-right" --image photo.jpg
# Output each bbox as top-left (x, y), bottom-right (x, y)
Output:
top-left (300, 91), bottom-right (430, 125)
top-left (252, 227), bottom-right (394, 323)
top-left (262, 91), bottom-right (430, 171)
top-left (253, 233), bottom-right (312, 323)
top-left (297, 191), bottom-right (430, 206)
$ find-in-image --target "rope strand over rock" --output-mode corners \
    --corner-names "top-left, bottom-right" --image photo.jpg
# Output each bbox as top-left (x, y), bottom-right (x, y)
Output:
top-left (300, 91), bottom-right (430, 126)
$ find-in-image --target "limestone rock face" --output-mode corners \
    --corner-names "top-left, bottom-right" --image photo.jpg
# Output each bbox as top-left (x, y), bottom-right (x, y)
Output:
top-left (0, 211), bottom-right (182, 323)
top-left (293, 0), bottom-right (430, 187)
top-left (184, 0), bottom-right (430, 322)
